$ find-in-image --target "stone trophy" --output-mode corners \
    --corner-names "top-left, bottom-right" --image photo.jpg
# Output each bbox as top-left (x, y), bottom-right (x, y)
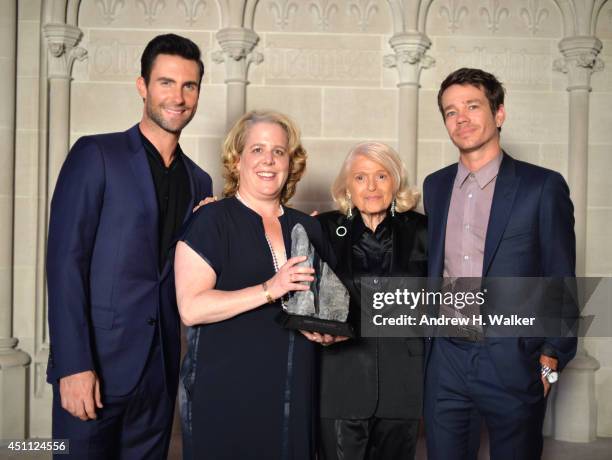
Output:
top-left (276, 223), bottom-right (354, 338)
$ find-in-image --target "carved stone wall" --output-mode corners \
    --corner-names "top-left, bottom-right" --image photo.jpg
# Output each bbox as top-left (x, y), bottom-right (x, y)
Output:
top-left (250, 0), bottom-right (396, 211)
top-left (7, 0), bottom-right (612, 439)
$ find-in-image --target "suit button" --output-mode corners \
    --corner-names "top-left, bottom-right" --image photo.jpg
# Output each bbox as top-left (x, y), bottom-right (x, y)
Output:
top-left (147, 317), bottom-right (157, 326)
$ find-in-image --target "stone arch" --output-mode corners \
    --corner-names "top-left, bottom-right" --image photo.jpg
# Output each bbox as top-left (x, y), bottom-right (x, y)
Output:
top-left (552, 0), bottom-right (610, 37)
top-left (386, 0), bottom-right (435, 34)
top-left (214, 0), bottom-right (261, 29)
top-left (44, 0), bottom-right (83, 25)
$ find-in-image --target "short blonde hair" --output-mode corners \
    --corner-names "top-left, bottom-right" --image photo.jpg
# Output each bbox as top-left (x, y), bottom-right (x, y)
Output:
top-left (222, 110), bottom-right (307, 205)
top-left (331, 142), bottom-right (419, 215)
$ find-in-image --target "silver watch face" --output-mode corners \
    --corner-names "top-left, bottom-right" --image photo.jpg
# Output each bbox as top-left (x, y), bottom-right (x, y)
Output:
top-left (547, 371), bottom-right (559, 384)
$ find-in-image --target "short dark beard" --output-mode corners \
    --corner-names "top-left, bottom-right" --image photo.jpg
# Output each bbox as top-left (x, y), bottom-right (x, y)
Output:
top-left (145, 100), bottom-right (195, 134)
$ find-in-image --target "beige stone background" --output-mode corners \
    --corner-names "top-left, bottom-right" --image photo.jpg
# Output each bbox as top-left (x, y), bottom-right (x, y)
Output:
top-left (2, 0), bottom-right (612, 449)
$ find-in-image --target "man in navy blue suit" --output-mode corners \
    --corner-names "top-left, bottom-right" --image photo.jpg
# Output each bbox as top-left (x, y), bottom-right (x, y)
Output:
top-left (46, 34), bottom-right (212, 458)
top-left (423, 68), bottom-right (577, 459)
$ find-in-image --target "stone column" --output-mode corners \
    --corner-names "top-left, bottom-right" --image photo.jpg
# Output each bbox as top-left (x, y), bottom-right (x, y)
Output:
top-left (42, 23), bottom-right (87, 196)
top-left (383, 33), bottom-right (434, 187)
top-left (34, 24), bottom-right (86, 404)
top-left (0, 0), bottom-right (31, 439)
top-left (34, 23), bottom-right (87, 395)
top-left (551, 35), bottom-right (603, 443)
top-left (554, 36), bottom-right (603, 276)
top-left (212, 28), bottom-right (262, 130)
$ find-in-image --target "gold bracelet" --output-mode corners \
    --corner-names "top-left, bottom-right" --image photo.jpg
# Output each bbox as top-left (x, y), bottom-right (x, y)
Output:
top-left (262, 281), bottom-right (274, 304)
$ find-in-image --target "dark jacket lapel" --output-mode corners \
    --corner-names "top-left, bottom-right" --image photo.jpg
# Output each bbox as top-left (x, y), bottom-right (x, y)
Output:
top-left (322, 212), bottom-right (359, 301)
top-left (483, 152), bottom-right (520, 275)
top-left (126, 124), bottom-right (160, 272)
top-left (429, 165), bottom-right (456, 277)
top-left (344, 214), bottom-right (358, 299)
top-left (390, 213), bottom-right (427, 275)
top-left (181, 156), bottom-right (197, 224)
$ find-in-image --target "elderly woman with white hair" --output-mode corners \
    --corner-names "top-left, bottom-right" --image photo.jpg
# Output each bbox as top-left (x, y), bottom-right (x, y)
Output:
top-left (316, 142), bottom-right (427, 460)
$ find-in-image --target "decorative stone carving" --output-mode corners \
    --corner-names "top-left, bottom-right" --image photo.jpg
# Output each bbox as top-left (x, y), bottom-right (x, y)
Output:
top-left (434, 40), bottom-right (552, 88)
top-left (479, 0), bottom-right (509, 34)
top-left (42, 24), bottom-right (87, 79)
top-left (553, 51), bottom-right (605, 74)
top-left (89, 36), bottom-right (148, 80)
top-left (309, 0), bottom-right (339, 31)
top-left (213, 28), bottom-right (261, 88)
top-left (177, 0), bottom-right (207, 25)
top-left (348, 0), bottom-right (378, 31)
top-left (384, 33), bottom-right (435, 85)
top-left (211, 46), bottom-right (263, 78)
top-left (553, 36), bottom-right (604, 90)
top-left (439, 0), bottom-right (469, 34)
top-left (136, 0), bottom-right (166, 25)
top-left (213, 28), bottom-right (262, 69)
top-left (95, 0), bottom-right (126, 24)
top-left (520, 0), bottom-right (549, 36)
top-left (269, 0), bottom-right (299, 30)
top-left (265, 43), bottom-right (380, 85)
top-left (213, 27), bottom-right (263, 128)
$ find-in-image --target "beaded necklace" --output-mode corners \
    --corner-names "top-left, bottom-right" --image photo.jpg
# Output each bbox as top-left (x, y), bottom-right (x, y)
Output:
top-left (236, 192), bottom-right (287, 309)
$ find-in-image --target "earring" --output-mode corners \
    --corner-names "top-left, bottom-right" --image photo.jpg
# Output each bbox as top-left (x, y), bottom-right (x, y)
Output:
top-left (346, 192), bottom-right (353, 219)
top-left (391, 198), bottom-right (396, 217)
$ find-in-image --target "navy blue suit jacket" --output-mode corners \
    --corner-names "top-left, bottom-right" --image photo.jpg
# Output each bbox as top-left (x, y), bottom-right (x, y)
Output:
top-left (423, 152), bottom-right (577, 398)
top-left (46, 124), bottom-right (212, 397)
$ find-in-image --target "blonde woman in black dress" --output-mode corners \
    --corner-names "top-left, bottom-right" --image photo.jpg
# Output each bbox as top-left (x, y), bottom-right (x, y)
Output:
top-left (174, 110), bottom-right (335, 460)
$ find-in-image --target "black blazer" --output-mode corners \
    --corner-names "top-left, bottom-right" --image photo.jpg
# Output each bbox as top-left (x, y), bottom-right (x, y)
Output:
top-left (316, 209), bottom-right (427, 419)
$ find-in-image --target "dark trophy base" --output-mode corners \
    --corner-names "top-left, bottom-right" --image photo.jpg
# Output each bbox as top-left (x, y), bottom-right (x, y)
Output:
top-left (276, 311), bottom-right (355, 338)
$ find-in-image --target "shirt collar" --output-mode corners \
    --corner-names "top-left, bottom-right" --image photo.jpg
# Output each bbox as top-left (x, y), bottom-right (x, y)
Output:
top-left (455, 152), bottom-right (502, 190)
top-left (350, 208), bottom-right (392, 243)
top-left (139, 128), bottom-right (182, 169)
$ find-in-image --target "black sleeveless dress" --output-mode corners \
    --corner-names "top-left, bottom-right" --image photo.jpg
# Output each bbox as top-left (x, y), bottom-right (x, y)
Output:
top-left (180, 197), bottom-right (331, 460)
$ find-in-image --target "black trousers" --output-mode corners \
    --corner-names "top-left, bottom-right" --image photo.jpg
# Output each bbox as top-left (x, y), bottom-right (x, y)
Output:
top-left (319, 417), bottom-right (420, 460)
top-left (52, 333), bottom-right (174, 460)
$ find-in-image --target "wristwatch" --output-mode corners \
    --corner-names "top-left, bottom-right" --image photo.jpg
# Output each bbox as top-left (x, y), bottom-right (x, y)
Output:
top-left (541, 365), bottom-right (559, 384)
